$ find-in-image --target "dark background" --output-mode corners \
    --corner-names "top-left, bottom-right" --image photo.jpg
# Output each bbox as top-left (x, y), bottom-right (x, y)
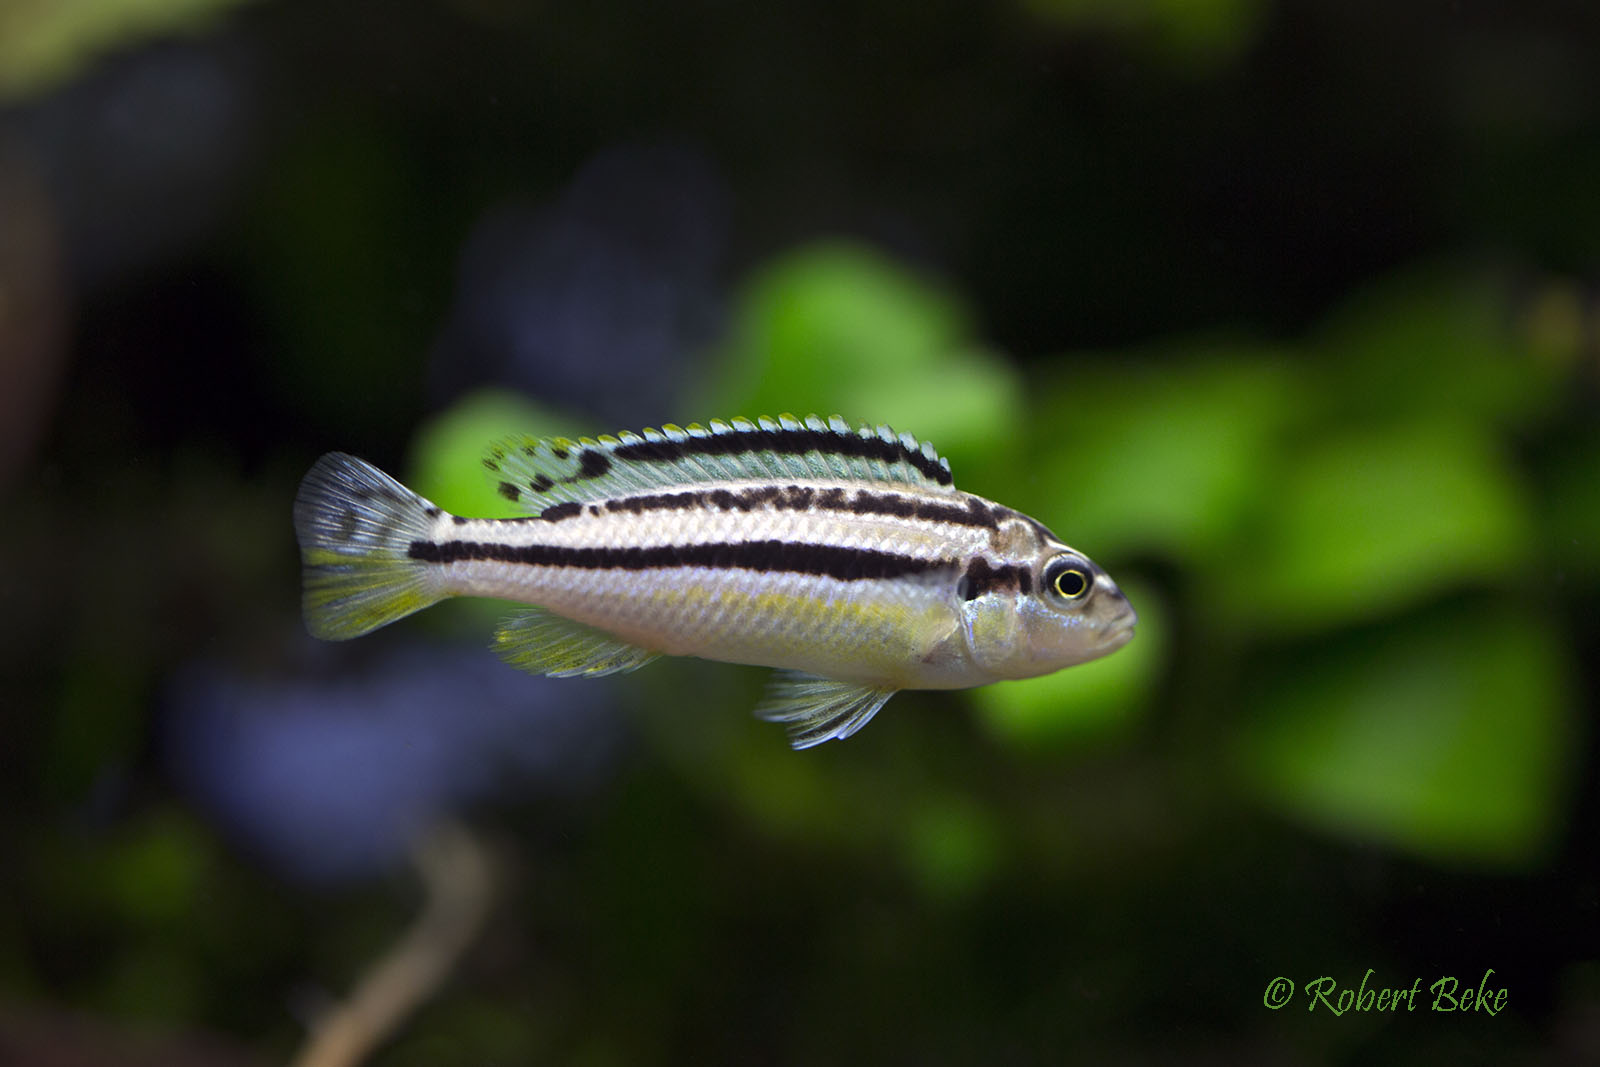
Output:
top-left (2, 1), bottom-right (1597, 1064)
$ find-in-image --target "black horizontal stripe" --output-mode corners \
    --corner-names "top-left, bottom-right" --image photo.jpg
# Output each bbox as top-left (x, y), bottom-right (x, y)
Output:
top-left (568, 484), bottom-right (997, 528)
top-left (539, 501), bottom-right (583, 522)
top-left (603, 490), bottom-right (709, 516)
top-left (611, 427), bottom-right (952, 486)
top-left (409, 538), bottom-right (948, 582)
top-left (848, 490), bottom-right (1000, 529)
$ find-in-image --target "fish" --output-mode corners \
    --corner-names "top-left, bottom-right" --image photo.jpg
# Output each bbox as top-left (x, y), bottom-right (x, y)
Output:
top-left (292, 414), bottom-right (1137, 748)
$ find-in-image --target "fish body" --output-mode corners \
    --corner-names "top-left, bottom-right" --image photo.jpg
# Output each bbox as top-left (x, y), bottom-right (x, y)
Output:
top-left (294, 415), bottom-right (1136, 747)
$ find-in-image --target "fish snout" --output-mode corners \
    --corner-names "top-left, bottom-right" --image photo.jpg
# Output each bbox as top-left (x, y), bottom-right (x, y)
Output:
top-left (1095, 574), bottom-right (1138, 645)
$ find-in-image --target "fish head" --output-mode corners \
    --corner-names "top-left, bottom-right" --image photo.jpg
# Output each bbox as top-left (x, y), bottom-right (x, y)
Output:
top-left (959, 542), bottom-right (1136, 681)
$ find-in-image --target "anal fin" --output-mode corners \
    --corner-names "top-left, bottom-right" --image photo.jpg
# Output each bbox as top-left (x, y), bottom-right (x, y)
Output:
top-left (493, 607), bottom-right (659, 679)
top-left (755, 671), bottom-right (897, 749)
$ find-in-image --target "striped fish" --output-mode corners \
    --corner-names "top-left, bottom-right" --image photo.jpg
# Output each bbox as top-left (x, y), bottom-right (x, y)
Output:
top-left (293, 414), bottom-right (1136, 748)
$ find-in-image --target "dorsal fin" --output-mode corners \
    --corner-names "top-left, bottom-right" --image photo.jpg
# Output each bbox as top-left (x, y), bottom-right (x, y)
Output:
top-left (482, 413), bottom-right (954, 511)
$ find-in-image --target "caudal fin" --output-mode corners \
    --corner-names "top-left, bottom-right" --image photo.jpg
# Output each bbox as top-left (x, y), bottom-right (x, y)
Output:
top-left (292, 453), bottom-right (448, 640)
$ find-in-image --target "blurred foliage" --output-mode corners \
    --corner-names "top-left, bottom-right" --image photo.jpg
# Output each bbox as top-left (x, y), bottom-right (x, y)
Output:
top-left (1026, 348), bottom-right (1306, 563)
top-left (707, 249), bottom-right (1582, 871)
top-left (405, 389), bottom-right (584, 517)
top-left (1239, 604), bottom-right (1573, 866)
top-left (1021, 0), bottom-right (1268, 69)
top-left (700, 242), bottom-right (1025, 480)
top-left (690, 248), bottom-right (1586, 872)
top-left (1546, 431), bottom-right (1600, 583)
top-left (1230, 417), bottom-right (1529, 632)
top-left (0, 0), bottom-right (244, 100)
top-left (1308, 268), bottom-right (1562, 428)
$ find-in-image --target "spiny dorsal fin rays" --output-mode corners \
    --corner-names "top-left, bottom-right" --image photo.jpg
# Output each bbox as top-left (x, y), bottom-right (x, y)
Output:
top-left (481, 413), bottom-right (954, 513)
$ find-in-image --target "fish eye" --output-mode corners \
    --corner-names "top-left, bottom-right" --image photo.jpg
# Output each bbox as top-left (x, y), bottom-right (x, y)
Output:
top-left (1046, 560), bottom-right (1091, 600)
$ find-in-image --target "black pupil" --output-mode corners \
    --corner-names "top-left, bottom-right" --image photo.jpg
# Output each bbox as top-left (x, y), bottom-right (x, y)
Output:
top-left (1055, 569), bottom-right (1087, 597)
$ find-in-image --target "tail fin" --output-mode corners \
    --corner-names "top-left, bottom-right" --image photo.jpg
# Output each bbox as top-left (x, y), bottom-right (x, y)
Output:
top-left (292, 453), bottom-right (449, 640)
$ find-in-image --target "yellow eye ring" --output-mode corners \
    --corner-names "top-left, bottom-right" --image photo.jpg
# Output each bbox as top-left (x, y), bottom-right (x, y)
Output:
top-left (1050, 565), bottom-right (1090, 599)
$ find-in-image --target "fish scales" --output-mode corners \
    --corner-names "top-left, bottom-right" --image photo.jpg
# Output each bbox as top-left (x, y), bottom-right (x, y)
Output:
top-left (293, 414), bottom-right (1136, 747)
top-left (412, 479), bottom-right (1001, 687)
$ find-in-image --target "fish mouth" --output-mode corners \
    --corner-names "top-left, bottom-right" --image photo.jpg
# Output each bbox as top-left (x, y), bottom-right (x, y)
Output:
top-left (1103, 602), bottom-right (1138, 647)
top-left (1094, 576), bottom-right (1138, 637)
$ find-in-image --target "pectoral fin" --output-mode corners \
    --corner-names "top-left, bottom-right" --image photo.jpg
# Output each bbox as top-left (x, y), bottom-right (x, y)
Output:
top-left (755, 671), bottom-right (897, 749)
top-left (493, 608), bottom-right (659, 678)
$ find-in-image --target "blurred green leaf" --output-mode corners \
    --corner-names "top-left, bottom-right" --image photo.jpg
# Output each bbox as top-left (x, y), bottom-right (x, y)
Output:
top-left (1225, 418), bottom-right (1529, 631)
top-left (1311, 266), bottom-right (1560, 428)
top-left (102, 811), bottom-right (209, 927)
top-left (724, 732), bottom-right (856, 843)
top-left (700, 241), bottom-right (1025, 478)
top-left (1238, 604), bottom-right (1576, 866)
top-left (406, 389), bottom-right (583, 516)
top-left (1542, 430), bottom-right (1600, 584)
top-left (0, 0), bottom-right (254, 101)
top-left (975, 577), bottom-right (1166, 749)
top-left (1027, 349), bottom-right (1307, 562)
top-left (1021, 0), bottom-right (1267, 68)
top-left (900, 794), bottom-right (1003, 903)
top-left (32, 809), bottom-right (213, 932)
